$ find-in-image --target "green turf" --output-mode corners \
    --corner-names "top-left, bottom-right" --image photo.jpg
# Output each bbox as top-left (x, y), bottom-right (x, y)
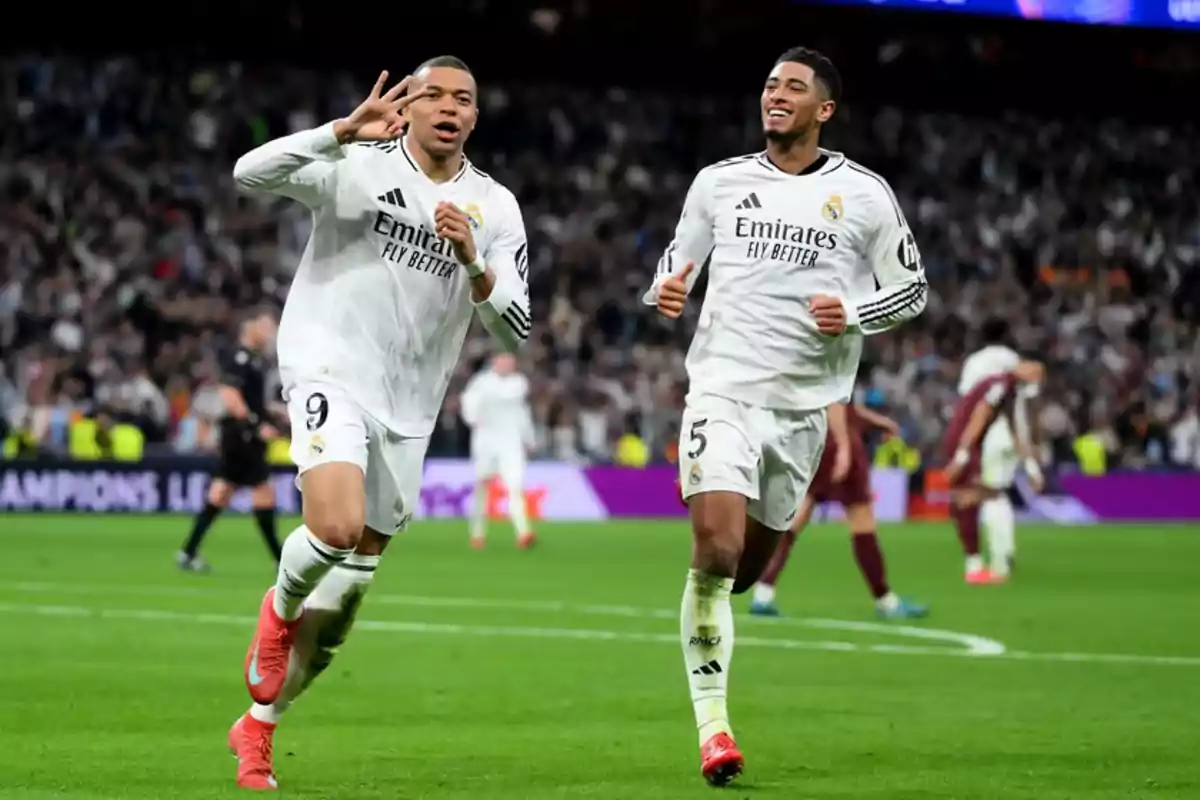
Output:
top-left (1, 515), bottom-right (1198, 798)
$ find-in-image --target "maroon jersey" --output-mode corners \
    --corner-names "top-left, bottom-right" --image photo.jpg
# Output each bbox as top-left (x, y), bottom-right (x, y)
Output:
top-left (809, 406), bottom-right (872, 506)
top-left (939, 372), bottom-right (1018, 465)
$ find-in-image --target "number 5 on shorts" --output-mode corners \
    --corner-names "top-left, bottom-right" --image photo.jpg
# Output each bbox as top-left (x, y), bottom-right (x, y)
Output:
top-left (687, 418), bottom-right (708, 459)
top-left (306, 392), bottom-right (329, 431)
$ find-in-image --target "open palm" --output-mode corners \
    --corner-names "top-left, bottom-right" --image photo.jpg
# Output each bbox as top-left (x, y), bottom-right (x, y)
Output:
top-left (340, 71), bottom-right (429, 142)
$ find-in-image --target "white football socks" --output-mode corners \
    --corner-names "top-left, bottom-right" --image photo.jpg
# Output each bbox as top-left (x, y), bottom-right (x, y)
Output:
top-left (273, 526), bottom-right (354, 621)
top-left (251, 553), bottom-right (380, 725)
top-left (470, 481), bottom-right (488, 541)
top-left (981, 495), bottom-right (1016, 576)
top-left (508, 488), bottom-right (530, 537)
top-left (681, 569), bottom-right (735, 747)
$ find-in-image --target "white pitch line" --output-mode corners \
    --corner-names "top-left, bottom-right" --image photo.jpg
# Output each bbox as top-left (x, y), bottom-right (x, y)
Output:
top-left (8, 581), bottom-right (1006, 656)
top-left (0, 601), bottom-right (1198, 667)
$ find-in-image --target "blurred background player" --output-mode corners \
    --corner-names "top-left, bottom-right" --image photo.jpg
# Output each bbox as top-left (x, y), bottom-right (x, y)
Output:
top-left (953, 319), bottom-right (1045, 582)
top-left (177, 305), bottom-right (283, 571)
top-left (227, 58), bottom-right (531, 791)
top-left (646, 46), bottom-right (927, 786)
top-left (460, 352), bottom-right (537, 549)
top-left (751, 402), bottom-right (928, 619)
top-left (943, 362), bottom-right (1046, 584)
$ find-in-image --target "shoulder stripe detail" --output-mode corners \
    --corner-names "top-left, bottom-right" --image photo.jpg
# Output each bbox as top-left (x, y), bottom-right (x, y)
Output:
top-left (859, 282), bottom-right (927, 325)
top-left (711, 154), bottom-right (758, 170)
top-left (470, 165), bottom-right (492, 181)
top-left (845, 162), bottom-right (904, 225)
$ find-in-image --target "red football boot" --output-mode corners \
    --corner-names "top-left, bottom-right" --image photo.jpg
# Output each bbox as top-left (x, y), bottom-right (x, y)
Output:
top-left (517, 531), bottom-right (537, 549)
top-left (228, 713), bottom-right (279, 791)
top-left (244, 588), bottom-right (302, 704)
top-left (700, 732), bottom-right (744, 787)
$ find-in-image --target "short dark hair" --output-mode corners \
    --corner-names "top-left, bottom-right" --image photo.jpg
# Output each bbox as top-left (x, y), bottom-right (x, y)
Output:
top-left (415, 55), bottom-right (473, 76)
top-left (775, 46), bottom-right (842, 103)
top-left (980, 317), bottom-right (1011, 346)
top-left (239, 302), bottom-right (278, 327)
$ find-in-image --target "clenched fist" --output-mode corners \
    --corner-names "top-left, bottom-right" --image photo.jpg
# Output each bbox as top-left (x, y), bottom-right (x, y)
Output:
top-left (657, 262), bottom-right (694, 319)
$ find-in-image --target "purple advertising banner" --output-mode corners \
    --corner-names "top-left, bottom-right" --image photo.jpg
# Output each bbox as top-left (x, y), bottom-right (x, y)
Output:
top-left (581, 465), bottom-right (911, 522)
top-left (1057, 472), bottom-right (1200, 521)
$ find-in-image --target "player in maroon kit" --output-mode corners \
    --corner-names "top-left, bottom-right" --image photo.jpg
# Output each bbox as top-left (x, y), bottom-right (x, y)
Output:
top-left (941, 361), bottom-right (1045, 584)
top-left (749, 402), bottom-right (929, 619)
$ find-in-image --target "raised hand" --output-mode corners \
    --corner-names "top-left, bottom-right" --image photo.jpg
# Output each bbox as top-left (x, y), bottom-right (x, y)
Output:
top-left (333, 71), bottom-right (430, 143)
top-left (657, 262), bottom-right (694, 319)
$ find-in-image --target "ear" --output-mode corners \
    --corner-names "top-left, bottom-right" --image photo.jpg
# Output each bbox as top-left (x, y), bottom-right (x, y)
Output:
top-left (816, 99), bottom-right (836, 124)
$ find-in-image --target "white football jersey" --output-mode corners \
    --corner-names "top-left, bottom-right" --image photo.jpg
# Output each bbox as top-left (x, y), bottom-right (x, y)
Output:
top-left (460, 369), bottom-right (534, 448)
top-left (233, 124), bottom-right (531, 437)
top-left (958, 345), bottom-right (1020, 395)
top-left (644, 149), bottom-right (927, 411)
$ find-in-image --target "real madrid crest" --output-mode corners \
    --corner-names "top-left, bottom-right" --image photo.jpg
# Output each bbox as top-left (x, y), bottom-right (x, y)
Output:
top-left (464, 202), bottom-right (484, 231)
top-left (821, 194), bottom-right (844, 222)
top-left (308, 434), bottom-right (325, 457)
top-left (689, 460), bottom-right (703, 486)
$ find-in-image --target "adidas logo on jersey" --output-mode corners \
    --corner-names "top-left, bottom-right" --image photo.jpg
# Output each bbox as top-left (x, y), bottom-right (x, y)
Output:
top-left (734, 192), bottom-right (763, 210)
top-left (377, 188), bottom-right (407, 208)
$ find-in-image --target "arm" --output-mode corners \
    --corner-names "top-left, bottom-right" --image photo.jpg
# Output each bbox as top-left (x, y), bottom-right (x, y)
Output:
top-left (852, 404), bottom-right (900, 437)
top-left (232, 122), bottom-right (345, 209)
top-left (217, 354), bottom-right (272, 437)
top-left (469, 191), bottom-right (531, 352)
top-left (952, 382), bottom-right (1009, 464)
top-left (641, 169), bottom-right (715, 306)
top-left (828, 403), bottom-right (852, 453)
top-left (847, 183), bottom-right (928, 335)
top-left (460, 375), bottom-right (483, 429)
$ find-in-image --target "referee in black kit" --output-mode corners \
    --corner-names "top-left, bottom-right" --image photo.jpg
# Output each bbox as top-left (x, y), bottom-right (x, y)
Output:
top-left (178, 305), bottom-right (286, 571)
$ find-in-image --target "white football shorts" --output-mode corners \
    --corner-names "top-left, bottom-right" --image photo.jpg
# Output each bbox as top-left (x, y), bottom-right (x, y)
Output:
top-left (470, 436), bottom-right (526, 493)
top-left (285, 380), bottom-right (428, 535)
top-left (980, 416), bottom-right (1020, 490)
top-left (678, 393), bottom-right (827, 531)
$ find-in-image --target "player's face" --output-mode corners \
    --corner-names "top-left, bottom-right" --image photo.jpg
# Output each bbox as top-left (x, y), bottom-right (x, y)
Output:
top-left (404, 66), bottom-right (479, 157)
top-left (251, 315), bottom-right (278, 349)
top-left (761, 61), bottom-right (835, 142)
top-left (492, 354), bottom-right (516, 374)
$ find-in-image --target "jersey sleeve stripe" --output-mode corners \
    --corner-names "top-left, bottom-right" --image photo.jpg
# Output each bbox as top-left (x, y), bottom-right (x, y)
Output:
top-left (859, 282), bottom-right (927, 324)
top-left (506, 302), bottom-right (530, 328)
top-left (656, 242), bottom-right (677, 276)
top-left (501, 308), bottom-right (531, 339)
top-left (858, 277), bottom-right (927, 314)
top-left (845, 163), bottom-right (904, 225)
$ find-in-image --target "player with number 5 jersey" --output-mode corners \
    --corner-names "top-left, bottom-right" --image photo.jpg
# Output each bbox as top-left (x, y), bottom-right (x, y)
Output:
top-left (224, 56), bottom-right (531, 791)
top-left (644, 47), bottom-right (927, 787)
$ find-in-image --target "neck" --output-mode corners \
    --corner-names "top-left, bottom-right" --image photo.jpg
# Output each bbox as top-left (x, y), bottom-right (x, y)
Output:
top-left (764, 133), bottom-right (822, 175)
top-left (405, 135), bottom-right (463, 184)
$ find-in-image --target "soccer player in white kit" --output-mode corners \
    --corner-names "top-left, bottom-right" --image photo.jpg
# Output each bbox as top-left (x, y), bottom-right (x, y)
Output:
top-left (644, 47), bottom-right (927, 786)
top-left (953, 319), bottom-right (1044, 583)
top-left (224, 57), bottom-right (532, 790)
top-left (460, 353), bottom-right (537, 549)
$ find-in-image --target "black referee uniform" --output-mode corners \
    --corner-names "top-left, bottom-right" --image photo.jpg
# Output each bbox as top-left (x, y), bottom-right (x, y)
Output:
top-left (178, 344), bottom-right (283, 569)
top-left (214, 346), bottom-right (272, 488)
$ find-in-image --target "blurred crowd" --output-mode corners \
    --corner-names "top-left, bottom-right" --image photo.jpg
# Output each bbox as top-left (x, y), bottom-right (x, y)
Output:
top-left (1, 56), bottom-right (1198, 471)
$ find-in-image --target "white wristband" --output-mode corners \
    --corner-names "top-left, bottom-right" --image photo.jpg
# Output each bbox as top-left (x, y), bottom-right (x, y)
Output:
top-left (1024, 457), bottom-right (1042, 478)
top-left (464, 256), bottom-right (486, 278)
top-left (952, 448), bottom-right (970, 467)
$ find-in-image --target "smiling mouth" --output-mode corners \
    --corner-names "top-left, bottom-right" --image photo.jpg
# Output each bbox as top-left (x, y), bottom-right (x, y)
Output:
top-left (766, 109), bottom-right (790, 120)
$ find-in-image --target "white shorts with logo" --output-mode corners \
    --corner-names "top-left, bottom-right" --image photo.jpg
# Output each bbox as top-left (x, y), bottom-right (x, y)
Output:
top-left (678, 394), bottom-right (828, 531)
top-left (470, 436), bottom-right (526, 493)
top-left (980, 416), bottom-right (1020, 490)
top-left (285, 380), bottom-right (429, 535)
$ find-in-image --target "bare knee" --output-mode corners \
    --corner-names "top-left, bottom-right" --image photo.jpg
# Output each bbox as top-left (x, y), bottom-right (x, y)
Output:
top-left (689, 491), bottom-right (747, 577)
top-left (301, 463), bottom-right (366, 550)
top-left (207, 479), bottom-right (234, 507)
